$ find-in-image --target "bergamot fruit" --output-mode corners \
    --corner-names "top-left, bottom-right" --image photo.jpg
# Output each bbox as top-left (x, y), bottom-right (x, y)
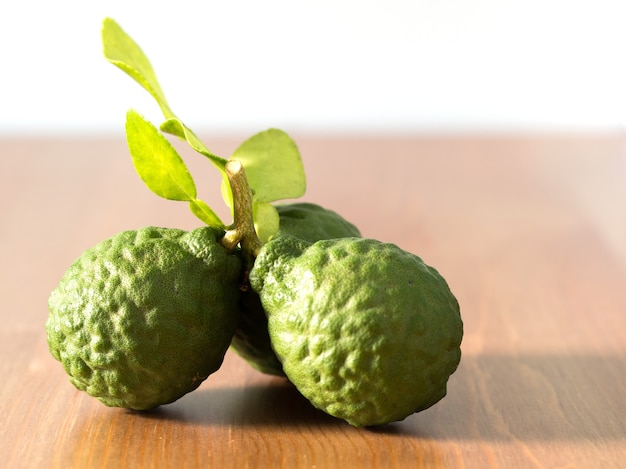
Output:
top-left (249, 235), bottom-right (463, 427)
top-left (273, 202), bottom-right (361, 242)
top-left (46, 226), bottom-right (242, 410)
top-left (229, 202), bottom-right (362, 376)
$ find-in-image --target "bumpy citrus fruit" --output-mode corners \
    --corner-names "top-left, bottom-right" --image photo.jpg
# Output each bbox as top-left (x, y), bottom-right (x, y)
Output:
top-left (229, 203), bottom-right (361, 376)
top-left (249, 236), bottom-right (463, 426)
top-left (273, 202), bottom-right (361, 242)
top-left (46, 226), bottom-right (242, 410)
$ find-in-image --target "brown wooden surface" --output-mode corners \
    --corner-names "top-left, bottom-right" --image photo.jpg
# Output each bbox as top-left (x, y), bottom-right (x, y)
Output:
top-left (1, 134), bottom-right (625, 468)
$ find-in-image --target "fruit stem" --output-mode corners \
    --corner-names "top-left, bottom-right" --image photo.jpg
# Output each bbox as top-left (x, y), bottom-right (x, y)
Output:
top-left (221, 160), bottom-right (263, 261)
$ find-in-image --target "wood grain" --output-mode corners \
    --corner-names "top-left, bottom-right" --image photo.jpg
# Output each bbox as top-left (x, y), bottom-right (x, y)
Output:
top-left (1, 134), bottom-right (624, 468)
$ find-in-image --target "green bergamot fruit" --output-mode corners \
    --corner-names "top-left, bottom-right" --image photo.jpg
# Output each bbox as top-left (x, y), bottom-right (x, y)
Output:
top-left (229, 203), bottom-right (361, 377)
top-left (46, 226), bottom-right (242, 410)
top-left (249, 235), bottom-right (463, 427)
top-left (273, 202), bottom-right (361, 242)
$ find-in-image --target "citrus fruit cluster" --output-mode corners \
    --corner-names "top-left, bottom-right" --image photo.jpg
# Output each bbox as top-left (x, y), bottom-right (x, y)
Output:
top-left (47, 201), bottom-right (462, 426)
top-left (45, 18), bottom-right (463, 427)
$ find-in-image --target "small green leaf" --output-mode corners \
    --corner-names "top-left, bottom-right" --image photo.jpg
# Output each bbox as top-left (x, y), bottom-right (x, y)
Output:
top-left (253, 201), bottom-right (280, 243)
top-left (158, 117), bottom-right (186, 139)
top-left (160, 118), bottom-right (226, 171)
top-left (221, 129), bottom-right (306, 240)
top-left (189, 199), bottom-right (224, 228)
top-left (125, 110), bottom-right (197, 201)
top-left (220, 173), bottom-right (234, 213)
top-left (102, 18), bottom-right (173, 119)
top-left (102, 18), bottom-right (227, 172)
top-left (231, 129), bottom-right (306, 204)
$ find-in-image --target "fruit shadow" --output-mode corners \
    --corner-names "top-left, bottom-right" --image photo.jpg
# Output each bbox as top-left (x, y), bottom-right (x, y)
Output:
top-left (136, 377), bottom-right (409, 434)
top-left (138, 378), bottom-right (347, 429)
top-left (133, 353), bottom-right (626, 441)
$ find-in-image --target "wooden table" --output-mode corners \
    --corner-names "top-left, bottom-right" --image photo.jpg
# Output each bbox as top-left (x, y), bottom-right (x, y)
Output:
top-left (1, 134), bottom-right (624, 468)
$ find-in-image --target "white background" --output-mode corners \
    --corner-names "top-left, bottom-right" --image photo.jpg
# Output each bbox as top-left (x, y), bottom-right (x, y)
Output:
top-left (2, 0), bottom-right (626, 135)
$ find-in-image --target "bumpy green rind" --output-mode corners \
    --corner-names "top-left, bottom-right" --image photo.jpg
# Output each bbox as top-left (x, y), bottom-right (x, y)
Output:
top-left (46, 226), bottom-right (242, 410)
top-left (249, 236), bottom-right (463, 427)
top-left (273, 202), bottom-right (361, 242)
top-left (229, 203), bottom-right (361, 376)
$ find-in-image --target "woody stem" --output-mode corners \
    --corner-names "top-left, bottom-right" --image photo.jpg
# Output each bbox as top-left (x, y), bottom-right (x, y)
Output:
top-left (220, 160), bottom-right (263, 261)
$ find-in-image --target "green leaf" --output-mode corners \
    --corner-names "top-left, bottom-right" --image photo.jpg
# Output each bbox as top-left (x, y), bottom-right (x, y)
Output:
top-left (125, 110), bottom-right (224, 227)
top-left (253, 201), bottom-right (280, 243)
top-left (160, 118), bottom-right (226, 171)
top-left (220, 173), bottom-right (234, 213)
top-left (189, 199), bottom-right (224, 228)
top-left (125, 109), bottom-right (197, 201)
top-left (229, 128), bottom-right (306, 204)
top-left (102, 18), bottom-right (227, 172)
top-left (102, 18), bottom-right (173, 119)
top-left (221, 129), bottom-right (306, 240)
